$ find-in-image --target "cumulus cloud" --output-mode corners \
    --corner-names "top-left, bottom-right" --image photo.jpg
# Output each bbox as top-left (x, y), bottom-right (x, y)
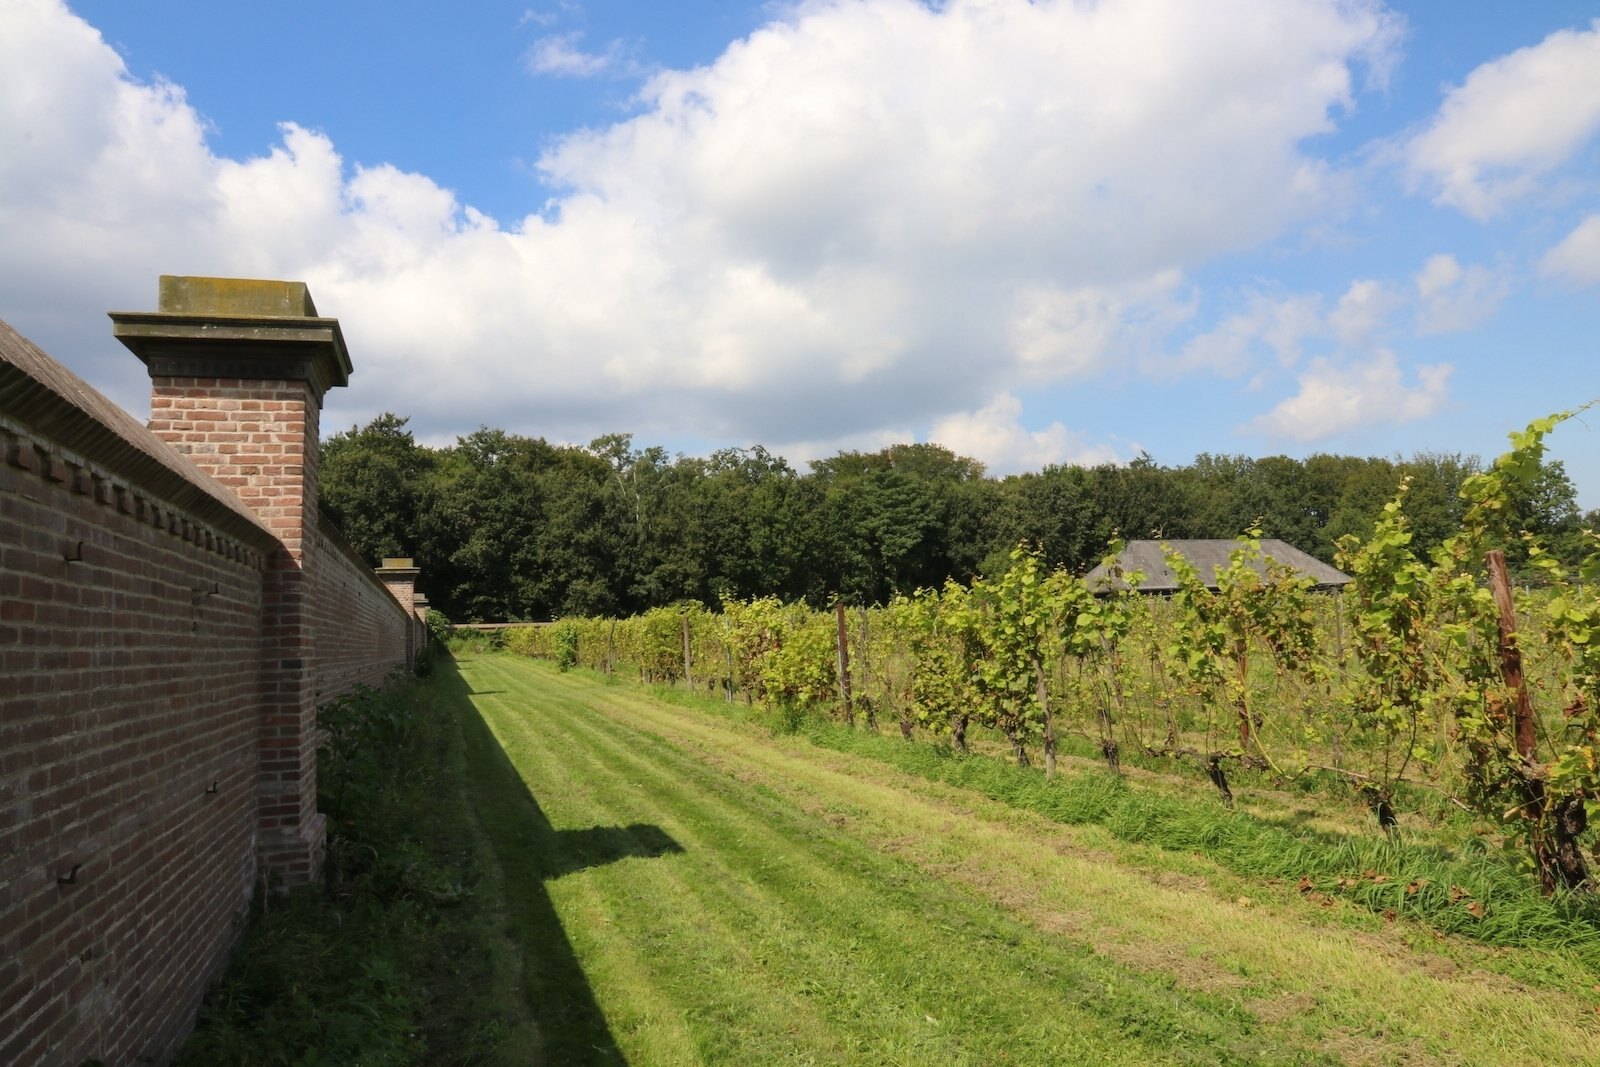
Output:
top-left (1412, 253), bottom-right (1509, 335)
top-left (1327, 279), bottom-right (1400, 348)
top-left (1247, 351), bottom-right (1451, 441)
top-left (525, 32), bottom-right (633, 78)
top-left (929, 393), bottom-right (1119, 474)
top-left (1406, 19), bottom-right (1600, 219)
top-left (519, 6), bottom-right (570, 30)
top-left (1187, 264), bottom-right (1471, 442)
top-left (1541, 214), bottom-right (1600, 286)
top-left (1, 0), bottom-right (1400, 456)
top-left (1169, 292), bottom-right (1324, 378)
top-left (1009, 272), bottom-right (1189, 381)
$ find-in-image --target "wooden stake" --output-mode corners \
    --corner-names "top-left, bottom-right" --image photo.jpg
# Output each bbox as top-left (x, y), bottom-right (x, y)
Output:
top-left (835, 602), bottom-right (853, 720)
top-left (857, 606), bottom-right (870, 709)
top-left (1485, 549), bottom-right (1537, 762)
top-left (681, 616), bottom-right (694, 692)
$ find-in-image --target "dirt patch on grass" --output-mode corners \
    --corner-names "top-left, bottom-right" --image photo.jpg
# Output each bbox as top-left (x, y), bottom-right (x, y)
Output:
top-left (1319, 1027), bottom-right (1441, 1067)
top-left (929, 852), bottom-right (1255, 997)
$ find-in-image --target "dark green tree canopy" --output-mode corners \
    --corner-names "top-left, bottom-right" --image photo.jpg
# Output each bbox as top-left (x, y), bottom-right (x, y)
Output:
top-left (318, 413), bottom-right (1588, 621)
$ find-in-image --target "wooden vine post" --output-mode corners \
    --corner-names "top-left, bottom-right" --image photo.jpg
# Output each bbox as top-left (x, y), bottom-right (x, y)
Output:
top-left (1485, 550), bottom-right (1536, 763)
top-left (1485, 548), bottom-right (1589, 891)
top-left (857, 606), bottom-right (871, 726)
top-left (835, 602), bottom-right (853, 723)
top-left (1234, 636), bottom-right (1253, 749)
top-left (1033, 653), bottom-right (1056, 777)
top-left (681, 616), bottom-right (694, 692)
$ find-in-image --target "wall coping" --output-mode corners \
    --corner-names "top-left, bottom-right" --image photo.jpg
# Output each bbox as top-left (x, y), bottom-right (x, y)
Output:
top-left (315, 507), bottom-right (415, 613)
top-left (110, 275), bottom-right (351, 406)
top-left (0, 319), bottom-right (276, 550)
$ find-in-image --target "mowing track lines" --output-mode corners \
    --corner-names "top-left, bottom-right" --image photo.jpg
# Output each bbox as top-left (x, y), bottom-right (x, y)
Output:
top-left (550, 667), bottom-right (1600, 1067)
top-left (454, 667), bottom-right (697, 1064)
top-left (466, 662), bottom-right (848, 1065)
top-left (461, 657), bottom-right (1327, 1067)
top-left (476, 661), bottom-right (1079, 1065)
top-left (513, 683), bottom-right (1185, 1066)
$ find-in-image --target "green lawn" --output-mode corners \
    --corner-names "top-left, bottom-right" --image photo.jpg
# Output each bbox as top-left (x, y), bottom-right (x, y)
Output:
top-left (446, 654), bottom-right (1600, 1066)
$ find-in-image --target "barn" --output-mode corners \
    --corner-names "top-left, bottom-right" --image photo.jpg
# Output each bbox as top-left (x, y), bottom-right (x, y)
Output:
top-left (1083, 539), bottom-right (1351, 594)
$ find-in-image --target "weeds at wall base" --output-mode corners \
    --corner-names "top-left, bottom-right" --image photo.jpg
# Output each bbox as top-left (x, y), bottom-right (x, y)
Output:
top-left (174, 671), bottom-right (514, 1067)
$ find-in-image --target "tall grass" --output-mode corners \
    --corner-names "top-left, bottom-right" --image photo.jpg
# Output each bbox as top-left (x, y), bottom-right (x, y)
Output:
top-left (175, 665), bottom-right (529, 1067)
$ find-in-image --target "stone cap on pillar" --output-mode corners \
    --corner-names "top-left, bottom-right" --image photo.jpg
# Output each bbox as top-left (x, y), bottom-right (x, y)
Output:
top-left (110, 275), bottom-right (352, 405)
top-left (377, 557), bottom-right (420, 579)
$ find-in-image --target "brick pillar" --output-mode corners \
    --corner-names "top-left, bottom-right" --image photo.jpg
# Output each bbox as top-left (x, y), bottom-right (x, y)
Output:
top-left (376, 558), bottom-right (420, 664)
top-left (112, 276), bottom-right (351, 887)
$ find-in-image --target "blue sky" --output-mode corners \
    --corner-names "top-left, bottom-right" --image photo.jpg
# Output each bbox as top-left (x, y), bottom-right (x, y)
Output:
top-left (3, 0), bottom-right (1598, 508)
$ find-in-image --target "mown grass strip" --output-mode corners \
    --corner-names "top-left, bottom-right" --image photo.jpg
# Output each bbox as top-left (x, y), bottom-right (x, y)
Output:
top-left (617, 670), bottom-right (1600, 968)
top-left (537, 685), bottom-right (1272, 1065)
top-left (785, 716), bottom-right (1600, 961)
top-left (457, 654), bottom-right (1334, 1066)
top-left (561, 666), bottom-right (1600, 1064)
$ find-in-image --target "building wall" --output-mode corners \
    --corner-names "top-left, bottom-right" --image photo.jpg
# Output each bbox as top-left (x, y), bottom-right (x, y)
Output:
top-left (0, 295), bottom-right (422, 1066)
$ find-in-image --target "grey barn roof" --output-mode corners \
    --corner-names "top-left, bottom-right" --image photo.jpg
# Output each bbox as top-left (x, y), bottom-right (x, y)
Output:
top-left (1083, 539), bottom-right (1351, 593)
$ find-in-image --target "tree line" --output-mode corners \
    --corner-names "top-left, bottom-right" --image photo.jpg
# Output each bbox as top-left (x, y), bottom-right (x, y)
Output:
top-left (318, 413), bottom-right (1594, 622)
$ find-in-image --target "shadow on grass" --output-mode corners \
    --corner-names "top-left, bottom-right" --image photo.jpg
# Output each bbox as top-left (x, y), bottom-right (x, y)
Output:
top-left (441, 655), bottom-right (683, 1066)
top-left (544, 824), bottom-right (684, 879)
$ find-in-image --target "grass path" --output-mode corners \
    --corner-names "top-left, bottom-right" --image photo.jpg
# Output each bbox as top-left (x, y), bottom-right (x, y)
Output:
top-left (447, 654), bottom-right (1600, 1066)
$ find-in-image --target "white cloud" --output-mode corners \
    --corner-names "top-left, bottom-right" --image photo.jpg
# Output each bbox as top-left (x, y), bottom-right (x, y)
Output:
top-left (1247, 351), bottom-right (1451, 441)
top-left (1166, 258), bottom-right (1496, 394)
top-left (1169, 292), bottom-right (1324, 377)
top-left (518, 8), bottom-right (564, 30)
top-left (780, 427), bottom-right (912, 474)
top-left (1327, 278), bottom-right (1400, 348)
top-left (1541, 214), bottom-right (1600, 286)
top-left (0, 0), bottom-right (1399, 455)
top-left (1009, 272), bottom-right (1188, 380)
top-left (520, 2), bottom-right (586, 30)
top-left (1412, 253), bottom-right (1508, 335)
top-left (929, 394), bottom-right (1118, 474)
top-left (1406, 19), bottom-right (1600, 219)
top-left (525, 32), bottom-right (630, 78)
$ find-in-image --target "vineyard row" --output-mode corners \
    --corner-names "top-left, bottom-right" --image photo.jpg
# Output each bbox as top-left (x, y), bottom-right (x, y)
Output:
top-left (488, 411), bottom-right (1599, 893)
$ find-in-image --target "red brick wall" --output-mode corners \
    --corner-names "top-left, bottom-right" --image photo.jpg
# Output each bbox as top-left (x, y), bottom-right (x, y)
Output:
top-left (310, 519), bottom-right (413, 701)
top-left (147, 374), bottom-right (328, 888)
top-left (0, 346), bottom-right (274, 1065)
top-left (0, 311), bottom-right (423, 1065)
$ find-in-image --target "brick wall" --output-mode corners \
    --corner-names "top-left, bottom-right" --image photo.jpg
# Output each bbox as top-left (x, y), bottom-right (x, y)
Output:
top-left (310, 520), bottom-right (413, 701)
top-left (0, 276), bottom-right (426, 1066)
top-left (144, 371), bottom-right (330, 886)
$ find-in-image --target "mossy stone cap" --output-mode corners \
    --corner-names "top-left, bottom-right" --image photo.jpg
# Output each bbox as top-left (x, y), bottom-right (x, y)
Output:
top-left (158, 275), bottom-right (320, 317)
top-left (111, 275), bottom-right (351, 404)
